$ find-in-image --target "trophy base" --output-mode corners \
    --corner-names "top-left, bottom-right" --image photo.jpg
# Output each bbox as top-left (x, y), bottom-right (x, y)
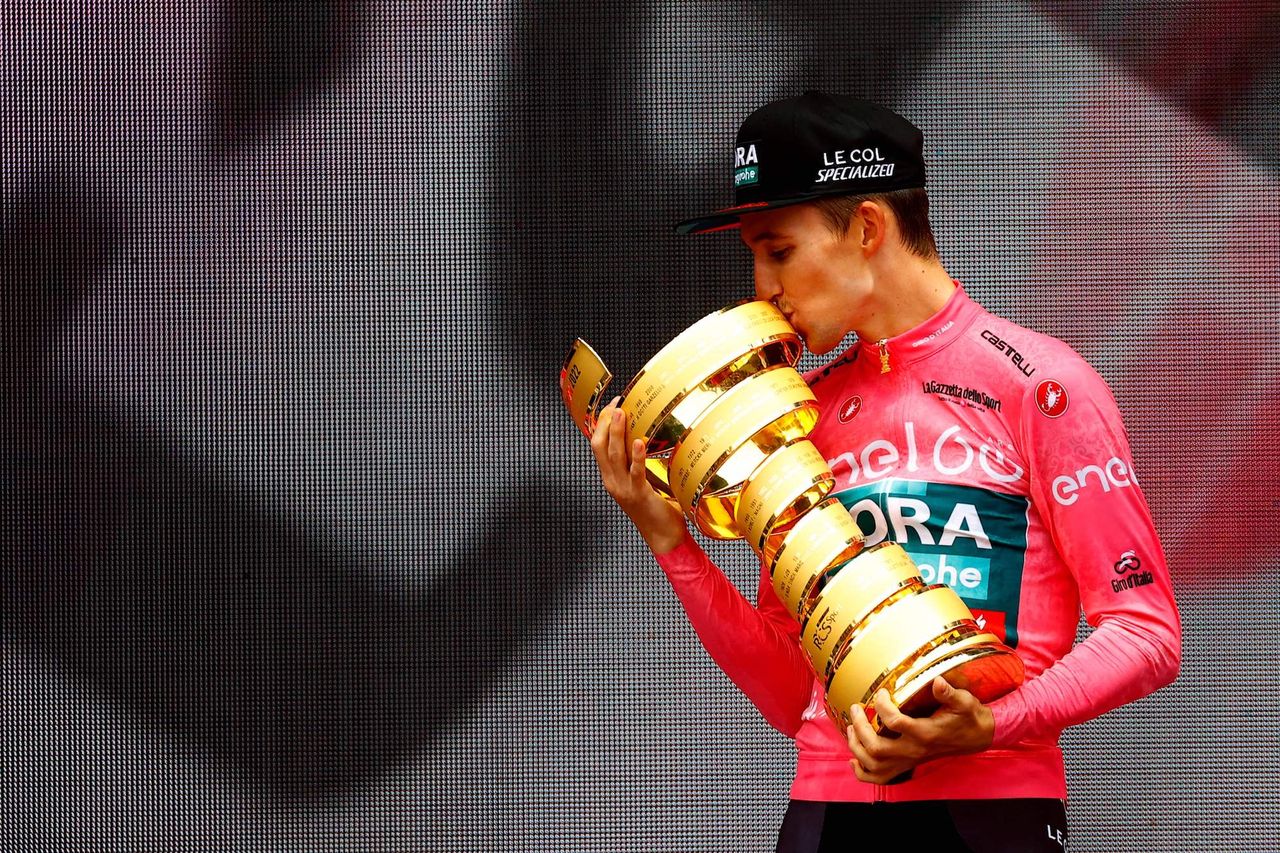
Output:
top-left (885, 642), bottom-right (1025, 729)
top-left (841, 641), bottom-right (1023, 787)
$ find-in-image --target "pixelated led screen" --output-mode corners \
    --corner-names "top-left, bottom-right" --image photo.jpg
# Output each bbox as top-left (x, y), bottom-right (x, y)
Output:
top-left (3, 2), bottom-right (1277, 851)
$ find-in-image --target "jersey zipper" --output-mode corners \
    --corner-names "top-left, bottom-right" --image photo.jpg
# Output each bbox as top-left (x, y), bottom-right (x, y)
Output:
top-left (877, 339), bottom-right (891, 374)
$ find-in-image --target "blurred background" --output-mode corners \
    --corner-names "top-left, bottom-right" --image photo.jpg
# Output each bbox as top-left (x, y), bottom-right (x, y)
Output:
top-left (2, 1), bottom-right (1277, 850)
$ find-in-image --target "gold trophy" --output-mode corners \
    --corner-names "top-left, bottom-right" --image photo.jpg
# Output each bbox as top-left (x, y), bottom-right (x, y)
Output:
top-left (560, 301), bottom-right (1024, 731)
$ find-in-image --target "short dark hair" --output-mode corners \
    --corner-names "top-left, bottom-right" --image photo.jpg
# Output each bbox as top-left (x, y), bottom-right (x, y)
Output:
top-left (811, 188), bottom-right (938, 259)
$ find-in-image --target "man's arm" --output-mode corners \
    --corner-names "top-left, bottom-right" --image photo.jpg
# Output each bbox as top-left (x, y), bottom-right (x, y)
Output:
top-left (986, 364), bottom-right (1181, 745)
top-left (589, 397), bottom-right (815, 736)
top-left (654, 534), bottom-right (816, 736)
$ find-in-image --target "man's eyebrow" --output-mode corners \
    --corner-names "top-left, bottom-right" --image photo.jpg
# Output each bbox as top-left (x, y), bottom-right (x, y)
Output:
top-left (742, 229), bottom-right (783, 246)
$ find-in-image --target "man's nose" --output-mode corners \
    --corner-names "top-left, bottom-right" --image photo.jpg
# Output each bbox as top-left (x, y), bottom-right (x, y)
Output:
top-left (753, 261), bottom-right (778, 302)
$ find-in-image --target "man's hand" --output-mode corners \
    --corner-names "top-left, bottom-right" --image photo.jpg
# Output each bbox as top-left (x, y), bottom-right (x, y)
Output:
top-left (845, 677), bottom-right (995, 784)
top-left (589, 396), bottom-right (688, 554)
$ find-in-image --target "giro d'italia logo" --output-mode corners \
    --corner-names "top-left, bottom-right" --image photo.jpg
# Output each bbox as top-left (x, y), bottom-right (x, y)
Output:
top-left (838, 395), bottom-right (863, 423)
top-left (1035, 379), bottom-right (1069, 418)
top-left (1112, 549), bottom-right (1154, 593)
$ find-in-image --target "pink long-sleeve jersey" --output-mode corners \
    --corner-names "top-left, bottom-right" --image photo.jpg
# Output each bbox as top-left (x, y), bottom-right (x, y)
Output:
top-left (654, 284), bottom-right (1180, 802)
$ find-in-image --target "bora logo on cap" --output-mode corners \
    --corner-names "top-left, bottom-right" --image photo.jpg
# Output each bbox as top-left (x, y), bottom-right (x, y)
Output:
top-left (734, 143), bottom-right (759, 187)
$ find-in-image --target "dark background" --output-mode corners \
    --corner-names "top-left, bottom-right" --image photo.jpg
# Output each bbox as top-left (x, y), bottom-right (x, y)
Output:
top-left (3, 1), bottom-right (1277, 850)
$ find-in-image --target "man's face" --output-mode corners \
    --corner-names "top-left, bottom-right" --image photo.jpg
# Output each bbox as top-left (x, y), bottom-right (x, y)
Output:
top-left (739, 203), bottom-right (868, 355)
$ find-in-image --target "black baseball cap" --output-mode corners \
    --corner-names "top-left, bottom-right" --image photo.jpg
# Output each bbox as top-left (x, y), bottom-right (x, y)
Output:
top-left (675, 91), bottom-right (927, 235)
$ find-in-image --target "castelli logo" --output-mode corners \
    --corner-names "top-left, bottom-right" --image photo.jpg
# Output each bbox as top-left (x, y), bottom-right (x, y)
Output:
top-left (838, 395), bottom-right (863, 422)
top-left (1035, 379), bottom-right (1069, 418)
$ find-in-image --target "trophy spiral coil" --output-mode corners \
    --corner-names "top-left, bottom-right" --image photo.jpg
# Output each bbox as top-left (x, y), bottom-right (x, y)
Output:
top-left (561, 301), bottom-right (1023, 730)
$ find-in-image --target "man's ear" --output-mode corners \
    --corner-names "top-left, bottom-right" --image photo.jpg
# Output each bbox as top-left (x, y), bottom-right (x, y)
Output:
top-left (856, 200), bottom-right (888, 257)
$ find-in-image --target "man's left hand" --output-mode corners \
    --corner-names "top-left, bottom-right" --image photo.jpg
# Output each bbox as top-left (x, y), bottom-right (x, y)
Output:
top-left (845, 676), bottom-right (995, 784)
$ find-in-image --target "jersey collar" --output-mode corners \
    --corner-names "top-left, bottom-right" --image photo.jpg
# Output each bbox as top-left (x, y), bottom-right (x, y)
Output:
top-left (855, 281), bottom-right (977, 370)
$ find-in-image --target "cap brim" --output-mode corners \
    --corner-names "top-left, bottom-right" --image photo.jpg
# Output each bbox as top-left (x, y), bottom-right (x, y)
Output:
top-left (674, 195), bottom-right (823, 236)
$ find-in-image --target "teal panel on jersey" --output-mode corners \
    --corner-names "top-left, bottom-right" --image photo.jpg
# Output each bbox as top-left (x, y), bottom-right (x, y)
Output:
top-left (833, 479), bottom-right (1029, 647)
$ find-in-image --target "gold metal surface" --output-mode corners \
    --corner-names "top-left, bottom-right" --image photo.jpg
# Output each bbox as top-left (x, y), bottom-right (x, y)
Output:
top-left (558, 301), bottom-right (800, 447)
top-left (668, 366), bottom-right (816, 515)
top-left (644, 340), bottom-right (801, 454)
top-left (805, 581), bottom-right (926, 682)
top-left (799, 542), bottom-right (921, 676)
top-left (824, 585), bottom-right (977, 722)
top-left (925, 643), bottom-right (1028, 706)
top-left (562, 300), bottom-right (1025, 736)
top-left (885, 629), bottom-right (998, 705)
top-left (621, 301), bottom-right (799, 446)
top-left (736, 439), bottom-right (835, 552)
top-left (768, 498), bottom-right (864, 615)
top-left (687, 484), bottom-right (745, 540)
top-left (560, 339), bottom-right (613, 437)
top-left (831, 634), bottom-right (1020, 730)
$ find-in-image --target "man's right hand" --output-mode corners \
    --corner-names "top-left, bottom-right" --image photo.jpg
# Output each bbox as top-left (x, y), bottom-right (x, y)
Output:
top-left (589, 396), bottom-right (688, 554)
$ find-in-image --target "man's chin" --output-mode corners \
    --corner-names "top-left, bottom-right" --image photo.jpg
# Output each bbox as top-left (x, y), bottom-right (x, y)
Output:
top-left (802, 335), bottom-right (835, 356)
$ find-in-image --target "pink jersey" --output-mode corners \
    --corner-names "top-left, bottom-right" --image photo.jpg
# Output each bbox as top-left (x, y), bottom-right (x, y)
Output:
top-left (654, 283), bottom-right (1180, 802)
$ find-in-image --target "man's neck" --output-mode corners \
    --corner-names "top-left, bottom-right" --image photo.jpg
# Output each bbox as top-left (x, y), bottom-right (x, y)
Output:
top-left (853, 257), bottom-right (956, 342)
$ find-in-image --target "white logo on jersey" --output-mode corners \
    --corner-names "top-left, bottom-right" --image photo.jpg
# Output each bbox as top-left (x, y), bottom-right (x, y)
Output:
top-left (846, 495), bottom-right (993, 551)
top-left (826, 421), bottom-right (1025, 487)
top-left (1051, 457), bottom-right (1136, 506)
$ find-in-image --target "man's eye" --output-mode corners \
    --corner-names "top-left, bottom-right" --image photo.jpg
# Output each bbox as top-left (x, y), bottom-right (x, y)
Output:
top-left (769, 247), bottom-right (792, 261)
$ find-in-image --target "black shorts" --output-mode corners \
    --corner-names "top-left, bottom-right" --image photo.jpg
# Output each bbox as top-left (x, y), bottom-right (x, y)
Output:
top-left (776, 798), bottom-right (1069, 853)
